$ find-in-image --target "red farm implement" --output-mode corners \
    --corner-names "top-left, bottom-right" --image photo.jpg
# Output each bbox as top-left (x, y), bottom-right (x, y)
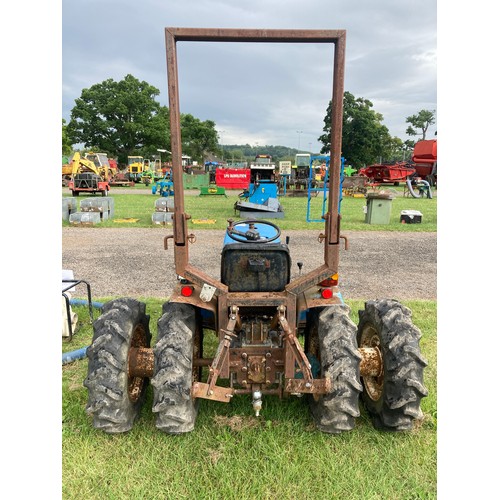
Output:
top-left (359, 162), bottom-right (416, 185)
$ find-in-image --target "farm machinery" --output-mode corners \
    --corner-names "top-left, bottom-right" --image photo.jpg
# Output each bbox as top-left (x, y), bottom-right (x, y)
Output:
top-left (127, 156), bottom-right (145, 183)
top-left (358, 161), bottom-right (433, 199)
top-left (412, 139), bottom-right (437, 187)
top-left (67, 152), bottom-right (110, 197)
top-left (84, 28), bottom-right (427, 435)
top-left (234, 154), bottom-right (284, 218)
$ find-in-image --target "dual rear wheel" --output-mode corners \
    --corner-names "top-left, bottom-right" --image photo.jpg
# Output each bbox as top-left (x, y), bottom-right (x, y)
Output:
top-left (84, 299), bottom-right (428, 434)
top-left (84, 299), bottom-right (200, 434)
top-left (306, 300), bottom-right (428, 432)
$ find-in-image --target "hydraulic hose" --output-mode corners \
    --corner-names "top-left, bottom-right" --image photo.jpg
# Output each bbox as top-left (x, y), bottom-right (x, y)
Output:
top-left (69, 298), bottom-right (104, 308)
top-left (62, 347), bottom-right (88, 365)
top-left (406, 178), bottom-right (432, 199)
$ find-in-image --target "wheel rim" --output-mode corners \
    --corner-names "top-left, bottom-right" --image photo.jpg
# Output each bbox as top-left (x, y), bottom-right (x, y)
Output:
top-left (128, 323), bottom-right (148, 403)
top-left (359, 324), bottom-right (384, 401)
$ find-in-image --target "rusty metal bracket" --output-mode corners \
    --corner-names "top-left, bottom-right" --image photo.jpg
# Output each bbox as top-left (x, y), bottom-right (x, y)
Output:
top-left (276, 305), bottom-right (314, 386)
top-left (192, 306), bottom-right (239, 402)
top-left (164, 233), bottom-right (196, 249)
top-left (163, 234), bottom-right (174, 250)
top-left (192, 382), bottom-right (234, 402)
top-left (339, 234), bottom-right (349, 250)
top-left (285, 377), bottom-right (331, 394)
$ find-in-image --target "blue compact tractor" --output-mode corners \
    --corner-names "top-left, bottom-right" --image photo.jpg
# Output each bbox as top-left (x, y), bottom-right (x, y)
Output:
top-left (84, 28), bottom-right (427, 435)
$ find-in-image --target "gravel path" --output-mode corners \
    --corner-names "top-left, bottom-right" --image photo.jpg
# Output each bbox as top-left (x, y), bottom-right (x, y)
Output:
top-left (62, 227), bottom-right (436, 301)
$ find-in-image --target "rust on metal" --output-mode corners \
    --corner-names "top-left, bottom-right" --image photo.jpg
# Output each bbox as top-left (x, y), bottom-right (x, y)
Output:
top-left (225, 291), bottom-right (288, 308)
top-left (192, 382), bottom-right (234, 402)
top-left (169, 284), bottom-right (219, 315)
top-left (163, 234), bottom-right (174, 250)
top-left (358, 326), bottom-right (384, 401)
top-left (163, 28), bottom-right (347, 407)
top-left (127, 324), bottom-right (149, 402)
top-left (233, 387), bottom-right (282, 396)
top-left (285, 377), bottom-right (332, 394)
top-left (204, 306), bottom-right (239, 390)
top-left (229, 347), bottom-right (284, 387)
top-left (339, 234), bottom-right (349, 250)
top-left (277, 305), bottom-right (314, 382)
top-left (247, 356), bottom-right (267, 383)
top-left (285, 264), bottom-right (334, 297)
top-left (359, 347), bottom-right (383, 378)
top-left (128, 347), bottom-right (154, 379)
top-left (183, 264), bottom-right (227, 296)
top-left (165, 26), bottom-right (346, 293)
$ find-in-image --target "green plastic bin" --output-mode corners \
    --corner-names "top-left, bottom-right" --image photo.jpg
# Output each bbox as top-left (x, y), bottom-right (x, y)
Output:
top-left (365, 192), bottom-right (394, 224)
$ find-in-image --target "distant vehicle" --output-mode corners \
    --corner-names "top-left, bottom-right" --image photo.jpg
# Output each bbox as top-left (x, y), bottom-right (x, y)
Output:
top-left (67, 152), bottom-right (110, 197)
top-left (289, 153), bottom-right (311, 189)
top-left (85, 152), bottom-right (117, 177)
top-left (127, 156), bottom-right (145, 182)
top-left (182, 155), bottom-right (193, 172)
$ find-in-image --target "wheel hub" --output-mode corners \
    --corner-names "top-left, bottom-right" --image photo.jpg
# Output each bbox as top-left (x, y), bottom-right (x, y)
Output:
top-left (359, 325), bottom-right (384, 401)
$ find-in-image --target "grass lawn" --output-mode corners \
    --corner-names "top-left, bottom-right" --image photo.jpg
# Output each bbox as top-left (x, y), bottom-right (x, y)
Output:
top-left (62, 299), bottom-right (437, 499)
top-left (62, 187), bottom-right (437, 231)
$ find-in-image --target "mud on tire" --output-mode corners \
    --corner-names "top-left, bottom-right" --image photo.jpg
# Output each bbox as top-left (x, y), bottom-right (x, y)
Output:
top-left (357, 299), bottom-right (428, 431)
top-left (151, 302), bottom-right (202, 434)
top-left (306, 304), bottom-right (362, 434)
top-left (84, 298), bottom-right (151, 433)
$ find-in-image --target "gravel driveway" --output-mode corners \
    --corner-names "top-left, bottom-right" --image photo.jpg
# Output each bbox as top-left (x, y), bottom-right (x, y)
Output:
top-left (62, 227), bottom-right (436, 301)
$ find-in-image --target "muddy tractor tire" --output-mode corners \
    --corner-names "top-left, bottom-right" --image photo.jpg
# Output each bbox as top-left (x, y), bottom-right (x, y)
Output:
top-left (84, 298), bottom-right (151, 433)
top-left (306, 304), bottom-right (362, 434)
top-left (357, 299), bottom-right (428, 431)
top-left (152, 302), bottom-right (202, 434)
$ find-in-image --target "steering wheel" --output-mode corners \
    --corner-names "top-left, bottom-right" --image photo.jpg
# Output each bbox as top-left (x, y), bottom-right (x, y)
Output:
top-left (226, 219), bottom-right (281, 244)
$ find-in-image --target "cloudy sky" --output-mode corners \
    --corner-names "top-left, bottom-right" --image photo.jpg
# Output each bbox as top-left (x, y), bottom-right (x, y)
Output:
top-left (62, 0), bottom-right (437, 153)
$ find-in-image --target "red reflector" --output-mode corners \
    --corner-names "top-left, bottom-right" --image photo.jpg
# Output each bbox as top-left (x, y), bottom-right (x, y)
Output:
top-left (321, 288), bottom-right (333, 299)
top-left (319, 278), bottom-right (338, 287)
top-left (319, 273), bottom-right (339, 287)
top-left (181, 286), bottom-right (193, 297)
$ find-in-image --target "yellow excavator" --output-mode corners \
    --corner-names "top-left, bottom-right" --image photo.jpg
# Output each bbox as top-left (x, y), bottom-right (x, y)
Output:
top-left (67, 152), bottom-right (110, 196)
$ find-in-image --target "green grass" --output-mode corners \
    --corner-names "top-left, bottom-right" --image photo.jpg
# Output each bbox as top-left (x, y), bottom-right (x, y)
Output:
top-left (63, 299), bottom-right (437, 499)
top-left (63, 187), bottom-right (437, 231)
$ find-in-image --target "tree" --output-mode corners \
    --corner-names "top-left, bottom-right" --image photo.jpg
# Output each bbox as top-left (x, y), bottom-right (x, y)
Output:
top-left (405, 109), bottom-right (435, 140)
top-left (67, 74), bottom-right (168, 164)
top-left (62, 119), bottom-right (73, 156)
top-left (318, 91), bottom-right (394, 167)
top-left (180, 114), bottom-right (219, 163)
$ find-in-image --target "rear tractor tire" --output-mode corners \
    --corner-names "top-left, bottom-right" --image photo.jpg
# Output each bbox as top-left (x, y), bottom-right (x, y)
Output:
top-left (84, 298), bottom-right (151, 433)
top-left (151, 302), bottom-right (202, 434)
top-left (306, 304), bottom-right (362, 434)
top-left (357, 299), bottom-right (428, 431)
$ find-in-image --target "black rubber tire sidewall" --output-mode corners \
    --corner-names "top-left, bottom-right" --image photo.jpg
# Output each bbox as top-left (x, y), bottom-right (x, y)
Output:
top-left (306, 304), bottom-right (362, 434)
top-left (152, 302), bottom-right (201, 434)
top-left (84, 298), bottom-right (151, 433)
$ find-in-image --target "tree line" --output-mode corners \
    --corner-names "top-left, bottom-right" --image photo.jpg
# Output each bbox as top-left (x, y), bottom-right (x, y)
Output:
top-left (63, 74), bottom-right (435, 168)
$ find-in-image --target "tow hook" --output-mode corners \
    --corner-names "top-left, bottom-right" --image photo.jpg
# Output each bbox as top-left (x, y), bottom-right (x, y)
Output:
top-left (252, 390), bottom-right (263, 417)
